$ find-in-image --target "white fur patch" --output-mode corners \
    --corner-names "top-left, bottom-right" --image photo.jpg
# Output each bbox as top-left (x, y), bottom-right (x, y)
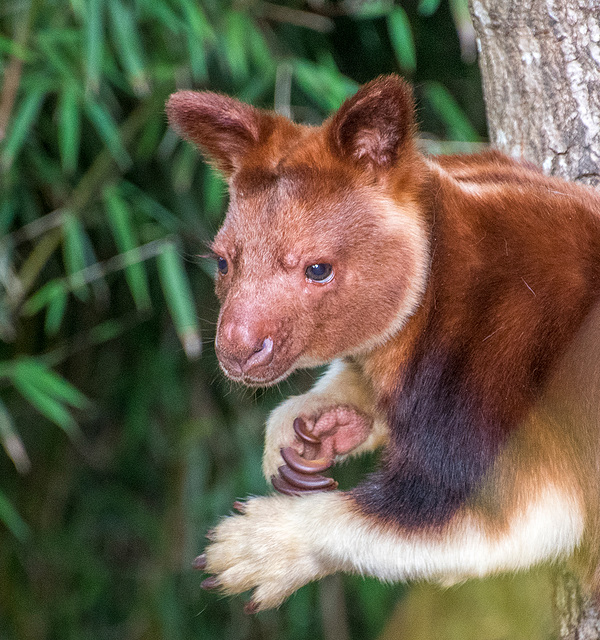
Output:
top-left (343, 196), bottom-right (430, 356)
top-left (203, 484), bottom-right (583, 610)
top-left (313, 485), bottom-right (584, 582)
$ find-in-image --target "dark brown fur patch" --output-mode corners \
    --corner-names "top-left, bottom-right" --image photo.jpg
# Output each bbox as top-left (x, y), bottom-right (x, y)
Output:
top-left (354, 165), bottom-right (600, 529)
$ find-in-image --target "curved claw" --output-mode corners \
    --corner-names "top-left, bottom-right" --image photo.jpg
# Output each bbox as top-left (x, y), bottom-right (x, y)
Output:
top-left (244, 600), bottom-right (259, 615)
top-left (278, 464), bottom-right (337, 490)
top-left (293, 417), bottom-right (321, 445)
top-left (271, 474), bottom-right (332, 496)
top-left (280, 447), bottom-right (333, 474)
top-left (201, 576), bottom-right (220, 590)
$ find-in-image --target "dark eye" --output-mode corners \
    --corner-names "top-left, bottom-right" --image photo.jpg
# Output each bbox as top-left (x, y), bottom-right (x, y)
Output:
top-left (217, 257), bottom-right (228, 275)
top-left (305, 263), bottom-right (333, 283)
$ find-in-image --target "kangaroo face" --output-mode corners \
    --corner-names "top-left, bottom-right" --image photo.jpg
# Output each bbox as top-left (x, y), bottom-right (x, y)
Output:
top-left (167, 78), bottom-right (429, 386)
top-left (212, 164), bottom-right (427, 386)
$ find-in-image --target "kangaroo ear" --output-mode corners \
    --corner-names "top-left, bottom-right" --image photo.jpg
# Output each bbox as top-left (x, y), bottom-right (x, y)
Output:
top-left (166, 91), bottom-right (275, 176)
top-left (328, 76), bottom-right (415, 170)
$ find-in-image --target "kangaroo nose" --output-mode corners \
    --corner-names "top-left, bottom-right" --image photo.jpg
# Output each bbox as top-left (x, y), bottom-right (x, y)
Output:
top-left (244, 337), bottom-right (274, 371)
top-left (217, 321), bottom-right (274, 375)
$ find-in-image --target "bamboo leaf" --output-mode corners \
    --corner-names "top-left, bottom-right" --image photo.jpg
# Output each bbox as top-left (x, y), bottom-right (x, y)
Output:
top-left (293, 60), bottom-right (358, 112)
top-left (14, 359), bottom-right (89, 410)
top-left (22, 281), bottom-right (66, 316)
top-left (121, 182), bottom-right (181, 232)
top-left (203, 167), bottom-right (226, 224)
top-left (181, 0), bottom-right (211, 81)
top-left (418, 0), bottom-right (442, 16)
top-left (37, 30), bottom-right (75, 80)
top-left (108, 0), bottom-right (149, 96)
top-left (247, 22), bottom-right (273, 72)
top-left (84, 100), bottom-right (131, 169)
top-left (62, 212), bottom-right (89, 299)
top-left (12, 375), bottom-right (79, 437)
top-left (0, 35), bottom-right (33, 61)
top-left (138, 0), bottom-right (182, 33)
top-left (157, 244), bottom-right (201, 359)
top-left (341, 0), bottom-right (393, 19)
top-left (1, 85), bottom-right (47, 169)
top-left (0, 490), bottom-right (30, 541)
top-left (103, 186), bottom-right (151, 310)
top-left (45, 286), bottom-right (68, 335)
top-left (57, 84), bottom-right (81, 174)
top-left (0, 398), bottom-right (31, 474)
top-left (387, 7), bottom-right (417, 73)
top-left (172, 143), bottom-right (198, 194)
top-left (222, 12), bottom-right (249, 83)
top-left (85, 0), bottom-right (104, 93)
top-left (424, 81), bottom-right (480, 142)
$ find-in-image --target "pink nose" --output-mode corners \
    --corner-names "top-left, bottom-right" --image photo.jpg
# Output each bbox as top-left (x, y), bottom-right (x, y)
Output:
top-left (217, 321), bottom-right (274, 376)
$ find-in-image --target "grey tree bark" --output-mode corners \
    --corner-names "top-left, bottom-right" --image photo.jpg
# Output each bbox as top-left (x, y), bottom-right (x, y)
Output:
top-left (470, 0), bottom-right (600, 186)
top-left (470, 0), bottom-right (600, 637)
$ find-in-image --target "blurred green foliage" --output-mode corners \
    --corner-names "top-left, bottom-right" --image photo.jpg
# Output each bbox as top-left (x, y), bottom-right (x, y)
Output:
top-left (0, 0), bottom-right (485, 638)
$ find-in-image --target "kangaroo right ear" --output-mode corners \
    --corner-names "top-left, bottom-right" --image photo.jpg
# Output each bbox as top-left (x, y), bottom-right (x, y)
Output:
top-left (166, 91), bottom-right (276, 177)
top-left (328, 75), bottom-right (415, 171)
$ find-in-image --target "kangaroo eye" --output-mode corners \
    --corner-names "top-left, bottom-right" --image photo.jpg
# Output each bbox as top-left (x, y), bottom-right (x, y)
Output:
top-left (305, 263), bottom-right (333, 283)
top-left (217, 257), bottom-right (228, 275)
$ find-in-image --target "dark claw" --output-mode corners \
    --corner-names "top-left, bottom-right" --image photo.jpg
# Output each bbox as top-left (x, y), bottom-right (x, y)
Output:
top-left (244, 600), bottom-right (259, 615)
top-left (278, 464), bottom-right (337, 490)
top-left (271, 473), bottom-right (336, 496)
top-left (293, 417), bottom-right (321, 444)
top-left (201, 576), bottom-right (220, 590)
top-left (280, 447), bottom-right (333, 474)
top-left (233, 501), bottom-right (246, 513)
top-left (192, 553), bottom-right (207, 570)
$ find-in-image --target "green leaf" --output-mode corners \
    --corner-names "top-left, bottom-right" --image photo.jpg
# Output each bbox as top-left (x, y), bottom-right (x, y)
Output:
top-left (293, 60), bottom-right (358, 112)
top-left (57, 84), bottom-right (81, 174)
top-left (221, 11), bottom-right (249, 82)
top-left (0, 35), bottom-right (33, 61)
top-left (36, 30), bottom-right (75, 80)
top-left (0, 398), bottom-right (30, 474)
top-left (418, 0), bottom-right (442, 16)
top-left (342, 0), bottom-right (393, 19)
top-left (22, 281), bottom-right (66, 316)
top-left (12, 375), bottom-right (79, 437)
top-left (85, 0), bottom-right (104, 93)
top-left (180, 0), bottom-right (212, 80)
top-left (14, 359), bottom-right (89, 410)
top-left (84, 100), bottom-right (131, 169)
top-left (424, 81), bottom-right (480, 142)
top-left (203, 167), bottom-right (226, 224)
top-left (247, 22), bottom-right (273, 72)
top-left (172, 143), bottom-right (198, 194)
top-left (108, 0), bottom-right (149, 96)
top-left (157, 243), bottom-right (201, 359)
top-left (1, 85), bottom-right (47, 170)
top-left (0, 490), bottom-right (29, 541)
top-left (138, 0), bottom-right (182, 33)
top-left (0, 197), bottom-right (17, 236)
top-left (62, 212), bottom-right (89, 299)
top-left (103, 186), bottom-right (151, 310)
top-left (387, 7), bottom-right (417, 73)
top-left (121, 182), bottom-right (181, 232)
top-left (45, 286), bottom-right (68, 335)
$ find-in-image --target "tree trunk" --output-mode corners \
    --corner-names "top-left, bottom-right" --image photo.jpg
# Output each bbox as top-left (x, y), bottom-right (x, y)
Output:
top-left (470, 0), bottom-right (600, 637)
top-left (470, 0), bottom-right (600, 186)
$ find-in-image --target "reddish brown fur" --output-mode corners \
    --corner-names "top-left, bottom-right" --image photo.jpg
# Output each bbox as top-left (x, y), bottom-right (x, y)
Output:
top-left (167, 76), bottom-right (600, 602)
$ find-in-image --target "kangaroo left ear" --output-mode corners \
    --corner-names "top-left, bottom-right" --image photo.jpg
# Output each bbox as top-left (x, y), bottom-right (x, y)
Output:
top-left (166, 91), bottom-right (276, 177)
top-left (328, 75), bottom-right (415, 171)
